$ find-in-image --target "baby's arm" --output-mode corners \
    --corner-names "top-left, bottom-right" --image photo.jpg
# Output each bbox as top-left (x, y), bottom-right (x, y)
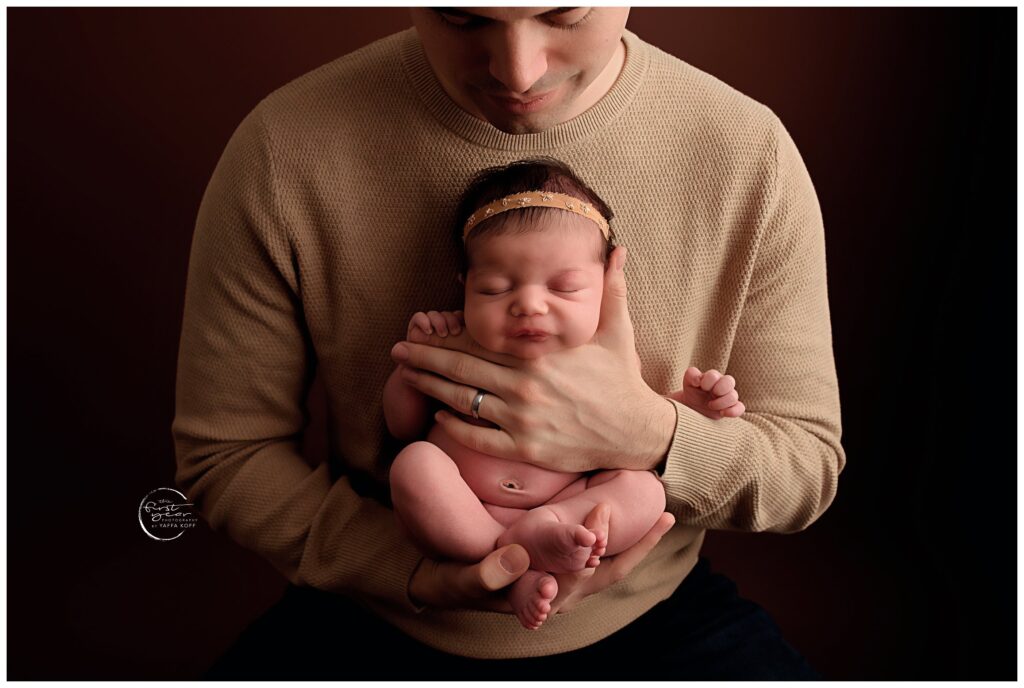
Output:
top-left (668, 367), bottom-right (746, 420)
top-left (383, 365), bottom-right (429, 441)
top-left (383, 311), bottom-right (464, 440)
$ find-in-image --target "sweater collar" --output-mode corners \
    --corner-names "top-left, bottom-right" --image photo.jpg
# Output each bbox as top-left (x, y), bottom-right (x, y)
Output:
top-left (400, 28), bottom-right (649, 151)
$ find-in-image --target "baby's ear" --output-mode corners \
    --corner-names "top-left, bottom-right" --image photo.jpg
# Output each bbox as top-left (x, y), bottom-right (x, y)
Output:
top-left (456, 273), bottom-right (465, 286)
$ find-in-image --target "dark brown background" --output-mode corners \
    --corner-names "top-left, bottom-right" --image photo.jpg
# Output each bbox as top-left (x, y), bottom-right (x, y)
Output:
top-left (8, 7), bottom-right (1015, 680)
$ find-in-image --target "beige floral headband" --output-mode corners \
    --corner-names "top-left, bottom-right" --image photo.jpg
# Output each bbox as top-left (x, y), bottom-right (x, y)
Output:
top-left (462, 190), bottom-right (610, 241)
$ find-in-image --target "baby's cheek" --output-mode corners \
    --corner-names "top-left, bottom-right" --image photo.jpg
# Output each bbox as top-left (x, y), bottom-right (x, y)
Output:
top-left (464, 307), bottom-right (504, 351)
top-left (563, 300), bottom-right (601, 346)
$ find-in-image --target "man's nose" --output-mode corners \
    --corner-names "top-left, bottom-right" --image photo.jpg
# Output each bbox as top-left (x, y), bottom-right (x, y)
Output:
top-left (510, 287), bottom-right (549, 316)
top-left (488, 23), bottom-right (547, 94)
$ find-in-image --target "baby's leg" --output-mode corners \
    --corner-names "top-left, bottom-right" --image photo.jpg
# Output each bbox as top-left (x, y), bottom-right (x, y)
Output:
top-left (499, 470), bottom-right (666, 568)
top-left (390, 441), bottom-right (505, 562)
top-left (482, 503), bottom-right (530, 529)
top-left (495, 476), bottom-right (601, 573)
top-left (565, 469), bottom-right (666, 555)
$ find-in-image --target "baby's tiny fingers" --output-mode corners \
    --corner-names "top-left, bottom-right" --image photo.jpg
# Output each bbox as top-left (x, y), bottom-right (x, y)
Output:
top-left (721, 401), bottom-right (746, 418)
top-left (712, 374), bottom-right (735, 397)
top-left (684, 366), bottom-right (703, 388)
top-left (707, 389), bottom-right (739, 411)
top-left (409, 312), bottom-right (432, 335)
top-left (700, 369), bottom-right (723, 392)
top-left (442, 311), bottom-right (462, 335)
top-left (427, 311), bottom-right (448, 336)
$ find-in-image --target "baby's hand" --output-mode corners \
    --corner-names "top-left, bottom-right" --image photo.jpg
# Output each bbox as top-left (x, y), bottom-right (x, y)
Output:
top-left (407, 310), bottom-right (464, 344)
top-left (670, 367), bottom-right (746, 420)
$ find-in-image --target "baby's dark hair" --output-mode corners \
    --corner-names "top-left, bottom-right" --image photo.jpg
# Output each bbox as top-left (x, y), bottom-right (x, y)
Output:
top-left (453, 157), bottom-right (616, 275)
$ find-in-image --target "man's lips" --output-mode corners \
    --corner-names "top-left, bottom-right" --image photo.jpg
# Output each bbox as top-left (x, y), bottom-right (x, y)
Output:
top-left (486, 90), bottom-right (554, 114)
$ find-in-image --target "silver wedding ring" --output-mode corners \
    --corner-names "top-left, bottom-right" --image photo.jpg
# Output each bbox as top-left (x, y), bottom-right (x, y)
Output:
top-left (470, 391), bottom-right (486, 419)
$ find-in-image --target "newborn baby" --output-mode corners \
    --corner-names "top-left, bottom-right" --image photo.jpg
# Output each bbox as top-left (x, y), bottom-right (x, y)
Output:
top-left (385, 158), bottom-right (745, 630)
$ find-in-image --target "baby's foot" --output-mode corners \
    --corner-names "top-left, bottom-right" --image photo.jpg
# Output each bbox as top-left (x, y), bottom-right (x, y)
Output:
top-left (498, 518), bottom-right (597, 573)
top-left (584, 503), bottom-right (610, 568)
top-left (509, 570), bottom-right (558, 630)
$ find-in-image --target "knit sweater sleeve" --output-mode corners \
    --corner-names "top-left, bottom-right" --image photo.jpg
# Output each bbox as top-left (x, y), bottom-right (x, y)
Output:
top-left (658, 114), bottom-right (846, 533)
top-left (171, 105), bottom-right (424, 610)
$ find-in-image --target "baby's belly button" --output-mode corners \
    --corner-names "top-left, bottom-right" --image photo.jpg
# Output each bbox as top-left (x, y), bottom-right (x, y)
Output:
top-left (499, 477), bottom-right (523, 491)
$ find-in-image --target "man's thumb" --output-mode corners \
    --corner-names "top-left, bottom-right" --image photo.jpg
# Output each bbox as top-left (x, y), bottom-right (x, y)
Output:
top-left (477, 544), bottom-right (529, 592)
top-left (598, 245), bottom-right (632, 339)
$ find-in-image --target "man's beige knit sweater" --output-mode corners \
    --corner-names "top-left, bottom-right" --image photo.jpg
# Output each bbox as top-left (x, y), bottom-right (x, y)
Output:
top-left (173, 28), bottom-right (844, 658)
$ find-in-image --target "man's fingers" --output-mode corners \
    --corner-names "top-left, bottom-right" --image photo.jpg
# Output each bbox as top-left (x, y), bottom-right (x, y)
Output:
top-left (398, 329), bottom-right (519, 367)
top-left (583, 502), bottom-right (610, 559)
top-left (548, 568), bottom-right (596, 615)
top-left (456, 544), bottom-right (528, 613)
top-left (599, 512), bottom-right (675, 582)
top-left (434, 410), bottom-right (517, 457)
top-left (584, 502), bottom-right (611, 531)
top-left (392, 338), bottom-right (517, 386)
top-left (595, 245), bottom-right (636, 349)
top-left (473, 544), bottom-right (530, 592)
top-left (399, 363), bottom-right (513, 426)
top-left (392, 341), bottom-right (503, 390)
top-left (414, 551), bottom-right (523, 613)
top-left (547, 512), bottom-right (675, 615)
top-left (401, 366), bottom-right (476, 414)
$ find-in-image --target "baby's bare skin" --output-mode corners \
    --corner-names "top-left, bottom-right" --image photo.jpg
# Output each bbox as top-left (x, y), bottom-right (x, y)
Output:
top-left (390, 315), bottom-right (743, 629)
top-left (387, 221), bottom-right (745, 630)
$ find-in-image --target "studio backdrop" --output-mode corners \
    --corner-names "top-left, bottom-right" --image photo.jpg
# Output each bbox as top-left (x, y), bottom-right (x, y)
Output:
top-left (7, 7), bottom-right (1015, 680)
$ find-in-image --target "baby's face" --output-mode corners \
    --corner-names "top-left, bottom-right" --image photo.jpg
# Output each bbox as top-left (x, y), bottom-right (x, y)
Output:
top-left (463, 215), bottom-right (606, 359)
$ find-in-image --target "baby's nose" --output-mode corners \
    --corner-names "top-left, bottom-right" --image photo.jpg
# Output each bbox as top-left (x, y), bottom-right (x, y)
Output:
top-left (510, 288), bottom-right (548, 316)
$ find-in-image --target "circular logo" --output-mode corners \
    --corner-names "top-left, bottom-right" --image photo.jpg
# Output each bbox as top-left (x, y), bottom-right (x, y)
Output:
top-left (138, 487), bottom-right (199, 541)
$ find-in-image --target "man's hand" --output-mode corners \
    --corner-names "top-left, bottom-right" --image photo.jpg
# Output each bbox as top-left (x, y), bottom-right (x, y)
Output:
top-left (408, 543), bottom-right (530, 612)
top-left (390, 247), bottom-right (677, 474)
top-left (548, 506), bottom-right (676, 615)
top-left (408, 508), bottom-right (676, 617)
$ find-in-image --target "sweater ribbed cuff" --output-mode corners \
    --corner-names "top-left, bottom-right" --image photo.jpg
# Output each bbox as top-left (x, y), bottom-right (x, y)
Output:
top-left (659, 398), bottom-right (739, 511)
top-left (382, 538), bottom-right (429, 614)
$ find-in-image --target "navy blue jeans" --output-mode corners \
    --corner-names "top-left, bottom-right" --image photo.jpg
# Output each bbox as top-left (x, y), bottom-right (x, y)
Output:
top-left (204, 558), bottom-right (819, 680)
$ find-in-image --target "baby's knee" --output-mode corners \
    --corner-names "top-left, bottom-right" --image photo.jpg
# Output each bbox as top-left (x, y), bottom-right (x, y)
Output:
top-left (590, 468), bottom-right (666, 510)
top-left (390, 441), bottom-right (452, 490)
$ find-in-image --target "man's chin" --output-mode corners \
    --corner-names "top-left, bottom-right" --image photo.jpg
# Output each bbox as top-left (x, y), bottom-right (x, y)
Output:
top-left (474, 97), bottom-right (565, 134)
top-left (484, 112), bottom-right (554, 135)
